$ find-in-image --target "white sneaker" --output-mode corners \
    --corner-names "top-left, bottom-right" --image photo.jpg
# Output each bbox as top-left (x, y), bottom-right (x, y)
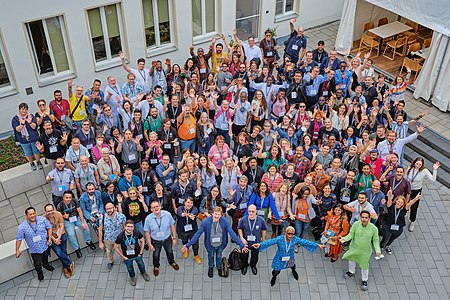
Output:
top-left (408, 222), bottom-right (415, 232)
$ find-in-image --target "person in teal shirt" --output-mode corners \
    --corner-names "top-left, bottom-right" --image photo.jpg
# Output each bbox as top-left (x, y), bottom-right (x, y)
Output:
top-left (258, 144), bottom-right (285, 172)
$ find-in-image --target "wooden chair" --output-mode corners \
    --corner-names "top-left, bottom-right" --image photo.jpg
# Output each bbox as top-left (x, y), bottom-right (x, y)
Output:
top-left (383, 36), bottom-right (408, 60)
top-left (407, 43), bottom-right (424, 64)
top-left (400, 57), bottom-right (422, 81)
top-left (378, 17), bottom-right (388, 26)
top-left (358, 32), bottom-right (381, 56)
top-left (402, 20), bottom-right (419, 37)
top-left (406, 33), bottom-right (418, 47)
top-left (423, 38), bottom-right (432, 48)
top-left (363, 22), bottom-right (376, 38)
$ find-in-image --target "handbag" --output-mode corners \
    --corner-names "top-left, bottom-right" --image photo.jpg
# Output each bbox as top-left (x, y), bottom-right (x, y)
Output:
top-left (228, 248), bottom-right (243, 271)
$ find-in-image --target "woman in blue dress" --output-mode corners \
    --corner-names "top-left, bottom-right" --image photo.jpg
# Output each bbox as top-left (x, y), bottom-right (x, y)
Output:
top-left (253, 226), bottom-right (325, 286)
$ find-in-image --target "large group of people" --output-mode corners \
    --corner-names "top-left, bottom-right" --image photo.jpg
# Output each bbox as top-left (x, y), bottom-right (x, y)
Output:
top-left (13, 18), bottom-right (441, 291)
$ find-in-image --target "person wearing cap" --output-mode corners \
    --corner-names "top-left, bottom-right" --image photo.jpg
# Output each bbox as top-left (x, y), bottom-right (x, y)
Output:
top-left (312, 40), bottom-right (328, 65)
top-left (360, 143), bottom-right (384, 179)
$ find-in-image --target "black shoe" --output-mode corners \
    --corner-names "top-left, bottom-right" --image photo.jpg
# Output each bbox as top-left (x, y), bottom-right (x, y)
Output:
top-left (343, 271), bottom-right (354, 279)
top-left (292, 270), bottom-right (299, 281)
top-left (144, 244), bottom-right (149, 251)
top-left (37, 272), bottom-right (44, 281)
top-left (107, 263), bottom-right (114, 271)
top-left (36, 161), bottom-right (43, 170)
top-left (241, 267), bottom-right (248, 275)
top-left (251, 266), bottom-right (258, 275)
top-left (30, 163), bottom-right (37, 171)
top-left (218, 268), bottom-right (222, 277)
top-left (43, 264), bottom-right (54, 272)
top-left (75, 249), bottom-right (82, 258)
top-left (87, 242), bottom-right (96, 250)
top-left (270, 276), bottom-right (277, 286)
top-left (208, 268), bottom-right (214, 278)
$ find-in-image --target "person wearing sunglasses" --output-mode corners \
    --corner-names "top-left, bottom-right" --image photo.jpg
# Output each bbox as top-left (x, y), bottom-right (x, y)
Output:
top-left (253, 226), bottom-right (325, 286)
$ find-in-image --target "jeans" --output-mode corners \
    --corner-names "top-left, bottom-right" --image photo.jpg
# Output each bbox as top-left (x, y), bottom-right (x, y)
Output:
top-left (241, 247), bottom-right (259, 268)
top-left (31, 248), bottom-right (50, 275)
top-left (180, 139), bottom-right (196, 153)
top-left (64, 218), bottom-right (92, 250)
top-left (50, 233), bottom-right (71, 268)
top-left (207, 245), bottom-right (223, 269)
top-left (151, 237), bottom-right (175, 268)
top-left (294, 219), bottom-right (310, 238)
top-left (123, 255), bottom-right (146, 278)
top-left (198, 137), bottom-right (212, 155)
top-left (216, 128), bottom-right (230, 145)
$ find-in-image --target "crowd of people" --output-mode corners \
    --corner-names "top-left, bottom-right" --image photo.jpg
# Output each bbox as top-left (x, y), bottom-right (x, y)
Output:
top-left (13, 18), bottom-right (441, 291)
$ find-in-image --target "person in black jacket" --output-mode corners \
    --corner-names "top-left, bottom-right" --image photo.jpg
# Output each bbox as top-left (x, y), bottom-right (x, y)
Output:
top-left (334, 170), bottom-right (358, 208)
top-left (286, 71), bottom-right (312, 105)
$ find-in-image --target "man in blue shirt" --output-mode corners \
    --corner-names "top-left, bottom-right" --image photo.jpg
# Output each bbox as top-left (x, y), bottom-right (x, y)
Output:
top-left (238, 204), bottom-right (267, 275)
top-left (284, 18), bottom-right (307, 64)
top-left (156, 154), bottom-right (178, 189)
top-left (16, 207), bottom-right (54, 281)
top-left (118, 168), bottom-right (143, 197)
top-left (144, 201), bottom-right (179, 277)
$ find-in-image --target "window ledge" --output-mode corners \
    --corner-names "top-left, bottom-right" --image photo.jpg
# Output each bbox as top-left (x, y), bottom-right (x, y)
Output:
top-left (37, 71), bottom-right (76, 88)
top-left (94, 58), bottom-right (122, 72)
top-left (146, 45), bottom-right (178, 58)
top-left (0, 86), bottom-right (18, 99)
top-left (275, 12), bottom-right (298, 23)
top-left (193, 33), bottom-right (218, 46)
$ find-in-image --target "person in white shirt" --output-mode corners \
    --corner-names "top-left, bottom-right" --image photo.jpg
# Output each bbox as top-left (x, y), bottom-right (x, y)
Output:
top-left (405, 157), bottom-right (440, 232)
top-left (233, 31), bottom-right (262, 66)
top-left (120, 51), bottom-right (151, 94)
top-left (343, 193), bottom-right (377, 225)
top-left (104, 76), bottom-right (124, 116)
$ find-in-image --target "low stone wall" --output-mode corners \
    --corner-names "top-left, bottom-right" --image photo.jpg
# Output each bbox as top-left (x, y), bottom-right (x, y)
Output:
top-left (0, 158), bottom-right (53, 245)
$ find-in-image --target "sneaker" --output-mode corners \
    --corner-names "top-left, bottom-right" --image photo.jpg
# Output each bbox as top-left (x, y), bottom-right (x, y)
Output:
top-left (194, 255), bottom-right (202, 264)
top-left (36, 161), bottom-right (43, 169)
top-left (184, 249), bottom-right (189, 259)
top-left (30, 162), bottom-right (37, 171)
top-left (107, 263), bottom-right (114, 271)
top-left (141, 272), bottom-right (150, 281)
top-left (342, 271), bottom-right (354, 279)
top-left (129, 276), bottom-right (137, 286)
top-left (408, 222), bottom-right (415, 232)
top-left (361, 280), bottom-right (368, 291)
top-left (43, 264), bottom-right (54, 272)
top-left (294, 245), bottom-right (299, 253)
top-left (385, 246), bottom-right (393, 255)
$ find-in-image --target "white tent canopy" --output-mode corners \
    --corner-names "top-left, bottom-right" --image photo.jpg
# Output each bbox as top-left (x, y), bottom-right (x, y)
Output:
top-left (335, 0), bottom-right (450, 111)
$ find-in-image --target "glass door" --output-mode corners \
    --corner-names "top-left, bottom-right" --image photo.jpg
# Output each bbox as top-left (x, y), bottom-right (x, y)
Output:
top-left (235, 0), bottom-right (260, 40)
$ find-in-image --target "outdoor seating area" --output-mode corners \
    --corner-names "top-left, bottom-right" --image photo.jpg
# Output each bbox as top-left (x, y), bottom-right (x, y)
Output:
top-left (351, 18), bottom-right (433, 84)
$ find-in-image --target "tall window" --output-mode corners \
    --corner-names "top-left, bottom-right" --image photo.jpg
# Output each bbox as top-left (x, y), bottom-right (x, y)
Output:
top-left (142, 0), bottom-right (173, 49)
top-left (192, 0), bottom-right (217, 37)
top-left (26, 16), bottom-right (71, 78)
top-left (0, 40), bottom-right (11, 88)
top-left (275, 0), bottom-right (295, 15)
top-left (87, 4), bottom-right (124, 64)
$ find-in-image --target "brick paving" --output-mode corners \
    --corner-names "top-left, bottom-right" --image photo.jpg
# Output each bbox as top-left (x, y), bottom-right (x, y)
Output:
top-left (1, 21), bottom-right (449, 300)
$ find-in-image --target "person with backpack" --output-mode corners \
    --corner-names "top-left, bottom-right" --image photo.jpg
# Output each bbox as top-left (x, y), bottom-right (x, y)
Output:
top-left (253, 226), bottom-right (325, 286)
top-left (181, 206), bottom-right (249, 278)
top-left (237, 204), bottom-right (268, 275)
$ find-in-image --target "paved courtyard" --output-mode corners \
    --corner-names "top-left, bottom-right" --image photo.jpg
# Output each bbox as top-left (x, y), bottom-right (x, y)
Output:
top-left (0, 21), bottom-right (449, 300)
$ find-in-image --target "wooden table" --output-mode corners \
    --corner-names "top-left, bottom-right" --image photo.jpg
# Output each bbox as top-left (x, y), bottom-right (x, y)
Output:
top-left (369, 21), bottom-right (412, 39)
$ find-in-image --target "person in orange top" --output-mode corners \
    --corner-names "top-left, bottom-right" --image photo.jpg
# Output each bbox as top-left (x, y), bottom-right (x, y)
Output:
top-left (323, 204), bottom-right (349, 262)
top-left (177, 105), bottom-right (197, 152)
top-left (307, 163), bottom-right (331, 194)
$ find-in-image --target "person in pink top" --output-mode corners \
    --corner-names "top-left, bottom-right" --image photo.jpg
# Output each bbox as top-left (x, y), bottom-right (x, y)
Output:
top-left (208, 135), bottom-right (231, 184)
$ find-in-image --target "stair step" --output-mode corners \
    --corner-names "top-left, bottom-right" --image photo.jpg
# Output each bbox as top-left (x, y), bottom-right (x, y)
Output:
top-left (405, 138), bottom-right (450, 174)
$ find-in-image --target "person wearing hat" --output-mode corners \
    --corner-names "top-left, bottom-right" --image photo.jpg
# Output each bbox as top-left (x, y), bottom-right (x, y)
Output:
top-left (312, 40), bottom-right (328, 65)
top-left (359, 141), bottom-right (384, 179)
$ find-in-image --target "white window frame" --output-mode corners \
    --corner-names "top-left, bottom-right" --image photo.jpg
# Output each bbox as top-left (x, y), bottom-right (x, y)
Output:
top-left (87, 3), bottom-right (125, 71)
top-left (192, 0), bottom-right (219, 44)
top-left (142, 0), bottom-right (176, 56)
top-left (26, 16), bottom-right (74, 86)
top-left (275, 0), bottom-right (298, 23)
top-left (0, 33), bottom-right (17, 98)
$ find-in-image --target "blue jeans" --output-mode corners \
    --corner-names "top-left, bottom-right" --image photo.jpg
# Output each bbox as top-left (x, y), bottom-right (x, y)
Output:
top-left (216, 129), bottom-right (230, 145)
top-left (64, 218), bottom-right (92, 250)
top-left (50, 233), bottom-right (71, 268)
top-left (207, 245), bottom-right (223, 269)
top-left (198, 137), bottom-right (212, 155)
top-left (180, 139), bottom-right (196, 153)
top-left (123, 255), bottom-right (146, 277)
top-left (294, 220), bottom-right (310, 238)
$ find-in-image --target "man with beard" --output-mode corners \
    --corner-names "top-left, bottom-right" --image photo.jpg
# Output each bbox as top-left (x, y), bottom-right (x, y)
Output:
top-left (144, 107), bottom-right (164, 140)
top-left (241, 156), bottom-right (264, 190)
top-left (334, 170), bottom-right (358, 205)
top-left (190, 46), bottom-right (211, 81)
top-left (99, 202), bottom-right (126, 271)
top-left (150, 59), bottom-right (171, 94)
top-left (134, 93), bottom-right (165, 120)
top-left (365, 180), bottom-right (385, 215)
top-left (228, 175), bottom-right (253, 234)
top-left (46, 157), bottom-right (75, 207)
top-left (36, 120), bottom-right (68, 167)
top-left (49, 89), bottom-right (70, 130)
top-left (210, 37), bottom-right (229, 74)
top-left (360, 146), bottom-right (384, 179)
top-left (79, 182), bottom-right (105, 233)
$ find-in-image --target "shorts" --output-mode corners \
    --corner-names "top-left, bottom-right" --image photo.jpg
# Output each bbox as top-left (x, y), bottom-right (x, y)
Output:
top-left (20, 142), bottom-right (40, 157)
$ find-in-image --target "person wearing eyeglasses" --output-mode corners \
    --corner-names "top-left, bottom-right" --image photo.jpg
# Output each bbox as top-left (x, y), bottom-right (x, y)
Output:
top-left (67, 79), bottom-right (91, 129)
top-left (253, 226), bottom-right (325, 286)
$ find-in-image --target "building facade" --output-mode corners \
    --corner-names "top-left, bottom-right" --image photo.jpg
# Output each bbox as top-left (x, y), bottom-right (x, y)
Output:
top-left (0, 0), bottom-right (343, 134)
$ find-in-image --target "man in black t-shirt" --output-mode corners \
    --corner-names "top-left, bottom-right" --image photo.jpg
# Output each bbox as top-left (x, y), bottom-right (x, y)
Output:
top-left (36, 120), bottom-right (67, 166)
top-left (318, 118), bottom-right (340, 146)
top-left (115, 220), bottom-right (150, 286)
